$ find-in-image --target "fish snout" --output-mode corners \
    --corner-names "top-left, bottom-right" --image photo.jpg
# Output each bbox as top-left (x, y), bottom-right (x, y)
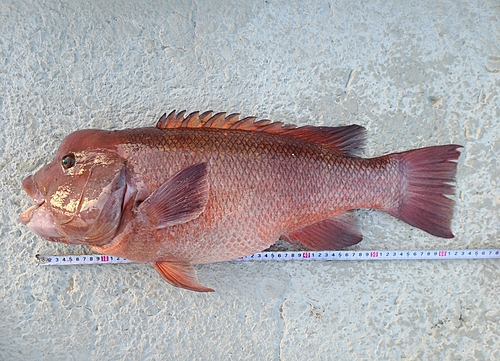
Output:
top-left (20, 175), bottom-right (45, 226)
top-left (22, 175), bottom-right (45, 205)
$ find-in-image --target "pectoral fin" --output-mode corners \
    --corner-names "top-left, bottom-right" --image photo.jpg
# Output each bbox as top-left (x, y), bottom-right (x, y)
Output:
top-left (153, 261), bottom-right (214, 292)
top-left (281, 212), bottom-right (363, 251)
top-left (139, 163), bottom-right (209, 229)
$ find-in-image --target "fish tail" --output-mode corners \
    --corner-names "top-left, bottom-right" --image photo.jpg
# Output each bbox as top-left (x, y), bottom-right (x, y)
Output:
top-left (387, 144), bottom-right (462, 238)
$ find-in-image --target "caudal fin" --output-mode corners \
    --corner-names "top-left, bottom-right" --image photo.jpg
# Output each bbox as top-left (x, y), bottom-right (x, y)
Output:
top-left (388, 145), bottom-right (462, 238)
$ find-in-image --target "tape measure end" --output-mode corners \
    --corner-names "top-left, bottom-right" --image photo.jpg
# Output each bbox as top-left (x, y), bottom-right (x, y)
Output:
top-left (35, 254), bottom-right (51, 266)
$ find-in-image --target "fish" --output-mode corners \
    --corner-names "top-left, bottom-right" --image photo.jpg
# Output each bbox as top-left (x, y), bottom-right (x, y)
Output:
top-left (20, 110), bottom-right (461, 292)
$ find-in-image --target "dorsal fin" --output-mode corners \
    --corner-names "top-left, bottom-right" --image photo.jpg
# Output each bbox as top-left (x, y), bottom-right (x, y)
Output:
top-left (156, 110), bottom-right (366, 156)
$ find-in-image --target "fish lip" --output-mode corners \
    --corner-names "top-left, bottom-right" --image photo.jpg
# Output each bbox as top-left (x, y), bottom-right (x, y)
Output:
top-left (20, 175), bottom-right (46, 225)
top-left (22, 175), bottom-right (45, 205)
top-left (20, 200), bottom-right (65, 240)
top-left (20, 175), bottom-right (68, 242)
top-left (19, 202), bottom-right (43, 225)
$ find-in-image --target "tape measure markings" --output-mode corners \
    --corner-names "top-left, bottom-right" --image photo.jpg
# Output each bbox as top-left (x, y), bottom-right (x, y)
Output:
top-left (36, 249), bottom-right (500, 266)
top-left (36, 254), bottom-right (133, 266)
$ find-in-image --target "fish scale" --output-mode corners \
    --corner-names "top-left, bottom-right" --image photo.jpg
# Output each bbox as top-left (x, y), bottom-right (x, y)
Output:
top-left (112, 128), bottom-right (400, 261)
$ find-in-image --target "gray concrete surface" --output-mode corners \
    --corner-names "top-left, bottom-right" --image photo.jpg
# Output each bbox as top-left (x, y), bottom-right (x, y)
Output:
top-left (1, 0), bottom-right (499, 360)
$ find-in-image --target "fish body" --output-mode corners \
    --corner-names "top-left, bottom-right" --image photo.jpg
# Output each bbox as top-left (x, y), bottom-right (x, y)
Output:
top-left (20, 111), bottom-right (461, 291)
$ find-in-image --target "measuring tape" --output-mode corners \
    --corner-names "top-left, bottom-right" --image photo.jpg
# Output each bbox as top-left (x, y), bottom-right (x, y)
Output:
top-left (36, 249), bottom-right (500, 266)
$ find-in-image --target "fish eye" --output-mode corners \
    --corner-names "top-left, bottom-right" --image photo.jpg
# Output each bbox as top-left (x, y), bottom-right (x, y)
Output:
top-left (61, 154), bottom-right (75, 169)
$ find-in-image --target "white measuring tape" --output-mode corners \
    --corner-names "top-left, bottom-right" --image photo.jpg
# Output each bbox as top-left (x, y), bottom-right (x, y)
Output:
top-left (36, 249), bottom-right (500, 266)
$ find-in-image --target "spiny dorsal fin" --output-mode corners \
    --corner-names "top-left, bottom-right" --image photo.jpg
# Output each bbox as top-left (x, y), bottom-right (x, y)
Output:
top-left (156, 110), bottom-right (366, 156)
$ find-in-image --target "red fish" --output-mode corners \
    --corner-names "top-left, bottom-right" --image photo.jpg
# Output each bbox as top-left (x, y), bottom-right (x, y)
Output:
top-left (20, 111), bottom-right (461, 292)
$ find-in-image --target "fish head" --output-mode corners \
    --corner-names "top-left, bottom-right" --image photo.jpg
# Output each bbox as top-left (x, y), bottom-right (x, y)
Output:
top-left (20, 129), bottom-right (127, 246)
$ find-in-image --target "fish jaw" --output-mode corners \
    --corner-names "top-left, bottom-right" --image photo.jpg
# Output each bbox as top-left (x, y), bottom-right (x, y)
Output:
top-left (20, 201), bottom-right (64, 241)
top-left (20, 179), bottom-right (67, 247)
top-left (20, 175), bottom-right (63, 240)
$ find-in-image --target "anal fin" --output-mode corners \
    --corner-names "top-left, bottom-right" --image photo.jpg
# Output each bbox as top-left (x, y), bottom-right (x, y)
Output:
top-left (153, 261), bottom-right (214, 292)
top-left (281, 212), bottom-right (363, 251)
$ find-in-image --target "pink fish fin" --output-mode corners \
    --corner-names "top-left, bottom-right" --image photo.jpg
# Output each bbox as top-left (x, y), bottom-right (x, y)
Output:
top-left (156, 111), bottom-right (365, 156)
top-left (153, 261), bottom-right (214, 292)
top-left (281, 212), bottom-right (363, 251)
top-left (281, 125), bottom-right (365, 156)
top-left (386, 145), bottom-right (462, 238)
top-left (139, 162), bottom-right (209, 229)
top-left (156, 110), bottom-right (216, 129)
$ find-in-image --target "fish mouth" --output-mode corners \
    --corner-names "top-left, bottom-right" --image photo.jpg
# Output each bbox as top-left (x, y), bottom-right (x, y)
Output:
top-left (22, 175), bottom-right (45, 205)
top-left (20, 200), bottom-right (65, 240)
top-left (20, 175), bottom-right (64, 240)
top-left (19, 201), bottom-right (43, 225)
top-left (20, 175), bottom-right (45, 226)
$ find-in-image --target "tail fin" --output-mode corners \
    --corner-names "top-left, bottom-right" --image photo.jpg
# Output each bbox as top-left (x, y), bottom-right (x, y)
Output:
top-left (388, 145), bottom-right (462, 238)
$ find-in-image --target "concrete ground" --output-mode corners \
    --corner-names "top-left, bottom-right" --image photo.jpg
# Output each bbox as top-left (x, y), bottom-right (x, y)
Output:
top-left (1, 0), bottom-right (499, 360)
